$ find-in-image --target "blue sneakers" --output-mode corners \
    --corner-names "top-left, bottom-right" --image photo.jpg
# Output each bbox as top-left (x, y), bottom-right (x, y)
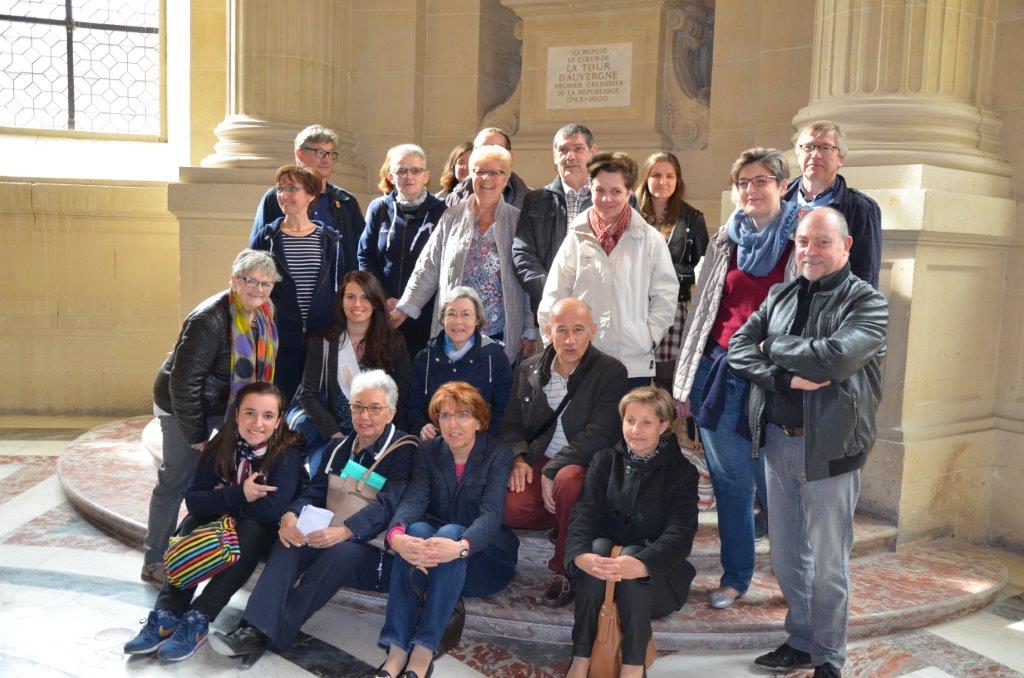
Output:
top-left (156, 609), bottom-right (210, 662)
top-left (123, 609), bottom-right (181, 655)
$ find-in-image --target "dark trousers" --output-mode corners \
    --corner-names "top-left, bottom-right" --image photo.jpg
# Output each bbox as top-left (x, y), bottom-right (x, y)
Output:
top-left (154, 515), bottom-right (277, 620)
top-left (571, 538), bottom-right (681, 666)
top-left (244, 539), bottom-right (392, 651)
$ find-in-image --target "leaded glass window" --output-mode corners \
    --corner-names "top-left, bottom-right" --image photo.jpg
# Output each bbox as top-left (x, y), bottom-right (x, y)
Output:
top-left (0, 0), bottom-right (161, 136)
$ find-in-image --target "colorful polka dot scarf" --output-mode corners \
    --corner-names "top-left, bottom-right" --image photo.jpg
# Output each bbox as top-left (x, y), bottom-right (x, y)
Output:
top-left (228, 291), bottom-right (278, 406)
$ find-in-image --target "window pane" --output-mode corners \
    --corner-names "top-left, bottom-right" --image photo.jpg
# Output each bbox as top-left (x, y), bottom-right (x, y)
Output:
top-left (0, 0), bottom-right (65, 21)
top-left (72, 0), bottom-right (158, 29)
top-left (74, 26), bottom-right (158, 134)
top-left (0, 18), bottom-right (69, 130)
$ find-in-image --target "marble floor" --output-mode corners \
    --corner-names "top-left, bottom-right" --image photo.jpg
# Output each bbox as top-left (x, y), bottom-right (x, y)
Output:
top-left (1, 421), bottom-right (1023, 677)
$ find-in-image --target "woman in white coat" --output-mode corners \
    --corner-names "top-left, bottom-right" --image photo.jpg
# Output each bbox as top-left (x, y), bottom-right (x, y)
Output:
top-left (539, 152), bottom-right (678, 388)
top-left (391, 144), bottom-right (537, 364)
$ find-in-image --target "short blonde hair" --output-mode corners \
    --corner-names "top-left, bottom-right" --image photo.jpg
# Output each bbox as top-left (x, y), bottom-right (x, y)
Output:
top-left (469, 144), bottom-right (512, 173)
top-left (618, 385), bottom-right (675, 424)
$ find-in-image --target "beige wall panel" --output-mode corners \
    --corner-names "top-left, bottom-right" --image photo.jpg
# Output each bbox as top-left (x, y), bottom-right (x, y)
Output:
top-left (0, 181), bottom-right (178, 414)
top-left (992, 429), bottom-right (1024, 549)
top-left (759, 0), bottom-right (814, 51)
top-left (859, 439), bottom-right (904, 523)
top-left (713, 0), bottom-right (762, 62)
top-left (707, 60), bottom-right (759, 131)
top-left (902, 246), bottom-right (1002, 428)
top-left (897, 430), bottom-right (995, 545)
top-left (997, 248), bottom-right (1024, 414)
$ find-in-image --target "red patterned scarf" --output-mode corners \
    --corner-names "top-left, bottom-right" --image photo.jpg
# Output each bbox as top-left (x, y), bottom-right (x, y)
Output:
top-left (588, 206), bottom-right (631, 255)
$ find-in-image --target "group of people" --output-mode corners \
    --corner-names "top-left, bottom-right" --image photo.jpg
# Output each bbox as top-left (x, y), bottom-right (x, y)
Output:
top-left (128, 117), bottom-right (888, 678)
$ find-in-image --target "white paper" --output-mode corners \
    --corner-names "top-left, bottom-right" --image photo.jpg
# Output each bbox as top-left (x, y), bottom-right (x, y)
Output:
top-left (295, 505), bottom-right (333, 535)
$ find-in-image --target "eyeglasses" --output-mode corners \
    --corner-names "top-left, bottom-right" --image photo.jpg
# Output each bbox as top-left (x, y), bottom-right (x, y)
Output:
top-left (350, 402), bottom-right (391, 415)
top-left (798, 143), bottom-right (839, 156)
top-left (471, 168), bottom-right (506, 179)
top-left (393, 167), bottom-right (426, 177)
top-left (735, 175), bottom-right (777, 190)
top-left (240, 276), bottom-right (275, 290)
top-left (437, 410), bottom-right (473, 423)
top-left (300, 146), bottom-right (340, 161)
top-left (443, 310), bottom-right (476, 322)
top-left (275, 184), bottom-right (302, 194)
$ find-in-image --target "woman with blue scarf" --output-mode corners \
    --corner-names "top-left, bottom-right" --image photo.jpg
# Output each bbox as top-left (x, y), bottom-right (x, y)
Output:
top-left (671, 148), bottom-right (800, 609)
top-left (407, 286), bottom-right (513, 439)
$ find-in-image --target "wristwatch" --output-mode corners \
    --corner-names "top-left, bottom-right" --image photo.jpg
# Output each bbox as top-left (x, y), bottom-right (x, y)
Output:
top-left (458, 540), bottom-right (470, 559)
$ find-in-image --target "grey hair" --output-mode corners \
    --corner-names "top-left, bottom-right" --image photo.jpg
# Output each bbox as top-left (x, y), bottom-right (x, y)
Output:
top-left (554, 123), bottom-right (595, 149)
top-left (799, 206), bottom-right (849, 239)
top-left (388, 143), bottom-right (427, 169)
top-left (473, 127), bottom-right (512, 150)
top-left (442, 286), bottom-right (486, 330)
top-left (730, 147), bottom-right (790, 185)
top-left (798, 120), bottom-right (848, 159)
top-left (350, 369), bottom-right (399, 409)
top-left (294, 124), bottom-right (339, 151)
top-left (232, 249), bottom-right (281, 282)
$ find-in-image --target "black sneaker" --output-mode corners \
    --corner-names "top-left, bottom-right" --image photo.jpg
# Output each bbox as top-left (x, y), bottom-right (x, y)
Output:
top-left (813, 664), bottom-right (841, 677)
top-left (753, 643), bottom-right (812, 672)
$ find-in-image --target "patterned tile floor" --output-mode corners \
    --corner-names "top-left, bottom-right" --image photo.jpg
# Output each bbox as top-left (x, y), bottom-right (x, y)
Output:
top-left (1, 422), bottom-right (1022, 677)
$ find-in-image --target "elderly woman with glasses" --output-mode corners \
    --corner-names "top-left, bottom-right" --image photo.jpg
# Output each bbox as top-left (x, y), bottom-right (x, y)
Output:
top-left (391, 144), bottom-right (538, 364)
top-left (673, 147), bottom-right (800, 610)
top-left (376, 381), bottom-right (518, 678)
top-left (250, 164), bottom-right (348, 404)
top-left (209, 370), bottom-right (418, 669)
top-left (405, 287), bottom-right (513, 441)
top-left (359, 144), bottom-right (448, 358)
top-left (144, 249), bottom-right (281, 586)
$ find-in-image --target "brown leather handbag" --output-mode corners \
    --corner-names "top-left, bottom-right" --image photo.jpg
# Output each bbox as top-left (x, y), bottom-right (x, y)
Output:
top-left (587, 546), bottom-right (657, 677)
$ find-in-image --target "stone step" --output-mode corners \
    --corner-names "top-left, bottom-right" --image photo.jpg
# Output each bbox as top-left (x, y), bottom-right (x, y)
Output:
top-left (58, 417), bottom-right (1007, 651)
top-left (515, 510), bottom-right (897, 573)
top-left (326, 538), bottom-right (1005, 650)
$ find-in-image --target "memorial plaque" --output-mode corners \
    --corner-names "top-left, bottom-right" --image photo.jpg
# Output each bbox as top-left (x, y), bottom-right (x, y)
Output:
top-left (546, 43), bottom-right (633, 109)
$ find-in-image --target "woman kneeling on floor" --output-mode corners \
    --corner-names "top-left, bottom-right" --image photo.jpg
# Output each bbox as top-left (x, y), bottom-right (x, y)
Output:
top-left (565, 386), bottom-right (699, 678)
top-left (124, 381), bottom-right (304, 662)
top-left (376, 381), bottom-right (518, 678)
top-left (208, 370), bottom-right (418, 668)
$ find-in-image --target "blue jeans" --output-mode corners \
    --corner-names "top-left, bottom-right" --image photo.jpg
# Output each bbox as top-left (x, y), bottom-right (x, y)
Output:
top-left (378, 522), bottom-right (515, 654)
top-left (690, 355), bottom-right (766, 594)
top-left (764, 424), bottom-right (859, 670)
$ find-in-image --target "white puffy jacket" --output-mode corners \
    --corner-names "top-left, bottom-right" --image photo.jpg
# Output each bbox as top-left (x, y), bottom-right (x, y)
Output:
top-left (538, 207), bottom-right (679, 378)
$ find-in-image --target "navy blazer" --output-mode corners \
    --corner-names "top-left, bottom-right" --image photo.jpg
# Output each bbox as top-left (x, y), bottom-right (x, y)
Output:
top-left (390, 434), bottom-right (518, 559)
top-left (185, 446), bottom-right (304, 525)
top-left (288, 423), bottom-right (417, 542)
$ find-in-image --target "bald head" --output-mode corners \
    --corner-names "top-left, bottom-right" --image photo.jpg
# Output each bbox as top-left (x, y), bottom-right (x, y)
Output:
top-left (795, 207), bottom-right (853, 281)
top-left (547, 298), bottom-right (597, 374)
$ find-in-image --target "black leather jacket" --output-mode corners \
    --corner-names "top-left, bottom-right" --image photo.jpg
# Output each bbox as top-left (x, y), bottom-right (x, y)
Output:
top-left (666, 201), bottom-right (709, 302)
top-left (512, 177), bottom-right (591, 309)
top-left (153, 291), bottom-right (232, 445)
top-left (728, 264), bottom-right (888, 481)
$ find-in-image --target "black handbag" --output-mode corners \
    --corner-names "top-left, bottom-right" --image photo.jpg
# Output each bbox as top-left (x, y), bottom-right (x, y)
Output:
top-left (409, 569), bottom-right (465, 655)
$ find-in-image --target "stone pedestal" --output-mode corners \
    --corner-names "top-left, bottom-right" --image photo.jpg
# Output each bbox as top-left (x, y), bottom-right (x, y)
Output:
top-left (489, 0), bottom-right (713, 181)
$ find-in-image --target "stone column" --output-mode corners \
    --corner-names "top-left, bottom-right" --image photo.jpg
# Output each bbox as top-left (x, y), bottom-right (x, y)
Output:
top-left (792, 0), bottom-right (1009, 177)
top-left (169, 0), bottom-right (366, 314)
top-left (792, 1), bottom-right (1019, 548)
top-left (201, 0), bottom-right (363, 187)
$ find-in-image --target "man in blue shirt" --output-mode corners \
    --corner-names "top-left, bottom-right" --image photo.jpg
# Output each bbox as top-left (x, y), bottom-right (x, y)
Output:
top-left (783, 120), bottom-right (882, 289)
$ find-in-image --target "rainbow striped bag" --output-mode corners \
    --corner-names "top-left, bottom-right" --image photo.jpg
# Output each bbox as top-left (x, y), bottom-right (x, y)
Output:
top-left (163, 515), bottom-right (241, 589)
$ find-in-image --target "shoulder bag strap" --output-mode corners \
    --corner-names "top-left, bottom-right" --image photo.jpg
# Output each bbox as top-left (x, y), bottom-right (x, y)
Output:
top-left (356, 426), bottom-right (418, 491)
top-left (602, 545), bottom-right (623, 605)
top-left (526, 356), bottom-right (598, 445)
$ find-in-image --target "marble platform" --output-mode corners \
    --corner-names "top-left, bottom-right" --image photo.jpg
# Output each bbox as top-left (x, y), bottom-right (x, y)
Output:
top-left (59, 417), bottom-right (1009, 651)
